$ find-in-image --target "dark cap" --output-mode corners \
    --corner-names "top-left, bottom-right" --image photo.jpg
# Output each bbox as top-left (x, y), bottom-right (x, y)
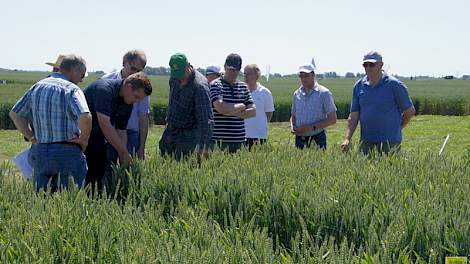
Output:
top-left (224, 53), bottom-right (242, 71)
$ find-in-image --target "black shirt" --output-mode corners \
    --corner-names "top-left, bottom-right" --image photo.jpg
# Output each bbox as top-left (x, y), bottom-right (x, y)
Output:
top-left (84, 79), bottom-right (133, 150)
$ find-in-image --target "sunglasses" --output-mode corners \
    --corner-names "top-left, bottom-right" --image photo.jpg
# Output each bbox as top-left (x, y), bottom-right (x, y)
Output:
top-left (362, 62), bottom-right (377, 68)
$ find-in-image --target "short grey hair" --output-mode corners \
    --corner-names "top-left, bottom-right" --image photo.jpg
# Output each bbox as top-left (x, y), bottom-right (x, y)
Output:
top-left (59, 54), bottom-right (87, 73)
top-left (244, 64), bottom-right (261, 78)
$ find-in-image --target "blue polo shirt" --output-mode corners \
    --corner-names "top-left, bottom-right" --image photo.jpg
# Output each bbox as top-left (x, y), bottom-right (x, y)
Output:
top-left (350, 74), bottom-right (413, 143)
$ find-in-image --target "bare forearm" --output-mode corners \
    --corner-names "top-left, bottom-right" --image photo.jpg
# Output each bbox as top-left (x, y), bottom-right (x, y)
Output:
top-left (215, 101), bottom-right (245, 116)
top-left (400, 107), bottom-right (415, 129)
top-left (139, 115), bottom-right (149, 149)
top-left (237, 107), bottom-right (256, 119)
top-left (266, 112), bottom-right (273, 122)
top-left (9, 111), bottom-right (34, 140)
top-left (78, 113), bottom-right (92, 142)
top-left (101, 124), bottom-right (127, 154)
top-left (344, 115), bottom-right (359, 141)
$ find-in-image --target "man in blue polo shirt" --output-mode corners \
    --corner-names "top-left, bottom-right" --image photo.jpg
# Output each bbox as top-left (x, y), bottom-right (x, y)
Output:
top-left (341, 51), bottom-right (416, 155)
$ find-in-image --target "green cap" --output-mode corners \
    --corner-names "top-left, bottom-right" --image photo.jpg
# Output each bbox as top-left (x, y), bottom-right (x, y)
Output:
top-left (169, 53), bottom-right (188, 79)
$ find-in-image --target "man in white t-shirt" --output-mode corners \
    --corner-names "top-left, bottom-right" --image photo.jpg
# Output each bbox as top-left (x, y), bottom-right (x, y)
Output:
top-left (101, 50), bottom-right (151, 159)
top-left (243, 64), bottom-right (275, 149)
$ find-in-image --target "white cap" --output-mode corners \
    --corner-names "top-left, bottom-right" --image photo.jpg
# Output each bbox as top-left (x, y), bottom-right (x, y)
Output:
top-left (298, 63), bottom-right (318, 74)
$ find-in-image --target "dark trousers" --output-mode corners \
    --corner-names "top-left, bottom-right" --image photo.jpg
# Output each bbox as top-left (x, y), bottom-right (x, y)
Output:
top-left (245, 138), bottom-right (267, 151)
top-left (84, 146), bottom-right (108, 192)
top-left (159, 127), bottom-right (198, 160)
top-left (295, 130), bottom-right (327, 150)
top-left (212, 140), bottom-right (243, 153)
top-left (360, 141), bottom-right (401, 156)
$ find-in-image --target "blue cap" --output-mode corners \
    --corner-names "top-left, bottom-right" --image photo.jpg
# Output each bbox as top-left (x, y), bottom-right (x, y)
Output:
top-left (363, 51), bottom-right (383, 63)
top-left (206, 65), bottom-right (223, 76)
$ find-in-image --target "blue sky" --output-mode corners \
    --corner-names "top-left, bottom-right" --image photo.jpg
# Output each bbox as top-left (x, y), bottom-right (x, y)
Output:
top-left (1, 0), bottom-right (469, 76)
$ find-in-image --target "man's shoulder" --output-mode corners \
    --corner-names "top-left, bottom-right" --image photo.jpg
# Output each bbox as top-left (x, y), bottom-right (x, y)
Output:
top-left (38, 76), bottom-right (78, 91)
top-left (257, 84), bottom-right (272, 94)
top-left (193, 71), bottom-right (209, 89)
top-left (316, 84), bottom-right (331, 93)
top-left (101, 70), bottom-right (121, 80)
top-left (85, 79), bottom-right (120, 95)
top-left (383, 74), bottom-right (405, 86)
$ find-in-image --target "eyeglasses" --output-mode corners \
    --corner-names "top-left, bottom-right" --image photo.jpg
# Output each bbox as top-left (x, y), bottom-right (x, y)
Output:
top-left (362, 62), bottom-right (376, 68)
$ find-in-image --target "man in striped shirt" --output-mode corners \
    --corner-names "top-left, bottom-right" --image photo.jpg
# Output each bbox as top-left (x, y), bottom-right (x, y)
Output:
top-left (210, 53), bottom-right (256, 153)
top-left (10, 54), bottom-right (91, 192)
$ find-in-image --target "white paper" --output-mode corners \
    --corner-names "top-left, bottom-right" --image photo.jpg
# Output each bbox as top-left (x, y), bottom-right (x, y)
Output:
top-left (12, 148), bottom-right (32, 180)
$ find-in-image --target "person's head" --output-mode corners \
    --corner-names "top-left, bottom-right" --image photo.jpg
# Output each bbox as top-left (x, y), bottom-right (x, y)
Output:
top-left (122, 50), bottom-right (147, 78)
top-left (243, 64), bottom-right (261, 85)
top-left (298, 63), bottom-right (317, 89)
top-left (46, 54), bottom-right (66, 72)
top-left (205, 65), bottom-right (223, 83)
top-left (169, 53), bottom-right (193, 81)
top-left (121, 72), bottom-right (152, 104)
top-left (224, 53), bottom-right (242, 84)
top-left (362, 51), bottom-right (384, 78)
top-left (59, 54), bottom-right (87, 84)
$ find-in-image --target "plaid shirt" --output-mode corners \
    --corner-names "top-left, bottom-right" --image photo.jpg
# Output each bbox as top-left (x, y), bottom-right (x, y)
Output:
top-left (166, 70), bottom-right (214, 148)
top-left (11, 73), bottom-right (89, 143)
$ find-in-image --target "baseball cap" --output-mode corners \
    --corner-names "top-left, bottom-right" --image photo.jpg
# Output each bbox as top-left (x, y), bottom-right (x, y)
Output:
top-left (363, 51), bottom-right (383, 63)
top-left (224, 53), bottom-right (242, 71)
top-left (169, 53), bottom-right (188, 79)
top-left (298, 63), bottom-right (318, 74)
top-left (206, 65), bottom-right (223, 76)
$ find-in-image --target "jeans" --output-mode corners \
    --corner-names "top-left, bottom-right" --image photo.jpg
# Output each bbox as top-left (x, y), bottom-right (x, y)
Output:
top-left (159, 127), bottom-right (198, 160)
top-left (360, 141), bottom-right (401, 156)
top-left (30, 143), bottom-right (87, 192)
top-left (127, 129), bottom-right (140, 155)
top-left (295, 130), bottom-right (327, 150)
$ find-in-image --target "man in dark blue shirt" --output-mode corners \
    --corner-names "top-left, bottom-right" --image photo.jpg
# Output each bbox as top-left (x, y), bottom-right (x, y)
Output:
top-left (84, 72), bottom-right (152, 190)
top-left (341, 51), bottom-right (416, 155)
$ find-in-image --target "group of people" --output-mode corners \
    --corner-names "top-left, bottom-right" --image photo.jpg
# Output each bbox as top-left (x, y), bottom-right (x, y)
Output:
top-left (9, 50), bottom-right (415, 192)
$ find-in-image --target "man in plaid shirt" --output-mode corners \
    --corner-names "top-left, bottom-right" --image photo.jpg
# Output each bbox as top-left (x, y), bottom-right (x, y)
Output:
top-left (159, 53), bottom-right (214, 160)
top-left (10, 54), bottom-right (91, 192)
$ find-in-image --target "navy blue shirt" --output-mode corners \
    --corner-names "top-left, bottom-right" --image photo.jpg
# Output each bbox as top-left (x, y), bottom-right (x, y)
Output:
top-left (84, 79), bottom-right (133, 150)
top-left (350, 74), bottom-right (413, 143)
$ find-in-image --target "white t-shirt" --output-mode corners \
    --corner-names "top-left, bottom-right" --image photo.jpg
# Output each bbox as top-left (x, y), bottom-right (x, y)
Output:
top-left (244, 83), bottom-right (275, 139)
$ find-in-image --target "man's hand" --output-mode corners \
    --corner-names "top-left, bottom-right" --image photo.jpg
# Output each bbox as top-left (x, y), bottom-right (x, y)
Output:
top-left (293, 125), bottom-right (311, 136)
top-left (341, 139), bottom-right (351, 153)
top-left (137, 147), bottom-right (145, 160)
top-left (290, 124), bottom-right (297, 134)
top-left (67, 137), bottom-right (88, 152)
top-left (118, 151), bottom-right (133, 166)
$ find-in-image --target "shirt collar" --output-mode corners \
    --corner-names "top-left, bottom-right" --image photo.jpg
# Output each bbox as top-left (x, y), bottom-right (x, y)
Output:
top-left (362, 72), bottom-right (388, 86)
top-left (50, 72), bottom-right (70, 82)
top-left (300, 82), bottom-right (319, 95)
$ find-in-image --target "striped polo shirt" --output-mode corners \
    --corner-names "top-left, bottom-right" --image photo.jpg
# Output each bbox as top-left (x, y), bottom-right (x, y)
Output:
top-left (210, 78), bottom-right (254, 143)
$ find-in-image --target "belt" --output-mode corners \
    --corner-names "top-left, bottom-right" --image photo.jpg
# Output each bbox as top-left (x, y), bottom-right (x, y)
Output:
top-left (53, 141), bottom-right (81, 148)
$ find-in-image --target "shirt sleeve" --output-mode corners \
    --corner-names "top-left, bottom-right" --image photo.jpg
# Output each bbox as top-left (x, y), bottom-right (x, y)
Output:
top-left (194, 83), bottom-right (214, 149)
top-left (94, 84), bottom-right (113, 117)
top-left (209, 82), bottom-right (222, 104)
top-left (244, 87), bottom-right (254, 106)
top-left (392, 81), bottom-right (414, 112)
top-left (322, 90), bottom-right (337, 114)
top-left (264, 90), bottom-right (275, 112)
top-left (68, 88), bottom-right (89, 119)
top-left (113, 104), bottom-right (132, 130)
top-left (11, 85), bottom-right (35, 118)
top-left (138, 96), bottom-right (151, 115)
top-left (291, 93), bottom-right (296, 115)
top-left (350, 84), bottom-right (360, 113)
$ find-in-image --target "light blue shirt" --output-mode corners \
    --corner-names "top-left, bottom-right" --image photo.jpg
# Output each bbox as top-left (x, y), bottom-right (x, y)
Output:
top-left (12, 73), bottom-right (89, 143)
top-left (291, 83), bottom-right (337, 136)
